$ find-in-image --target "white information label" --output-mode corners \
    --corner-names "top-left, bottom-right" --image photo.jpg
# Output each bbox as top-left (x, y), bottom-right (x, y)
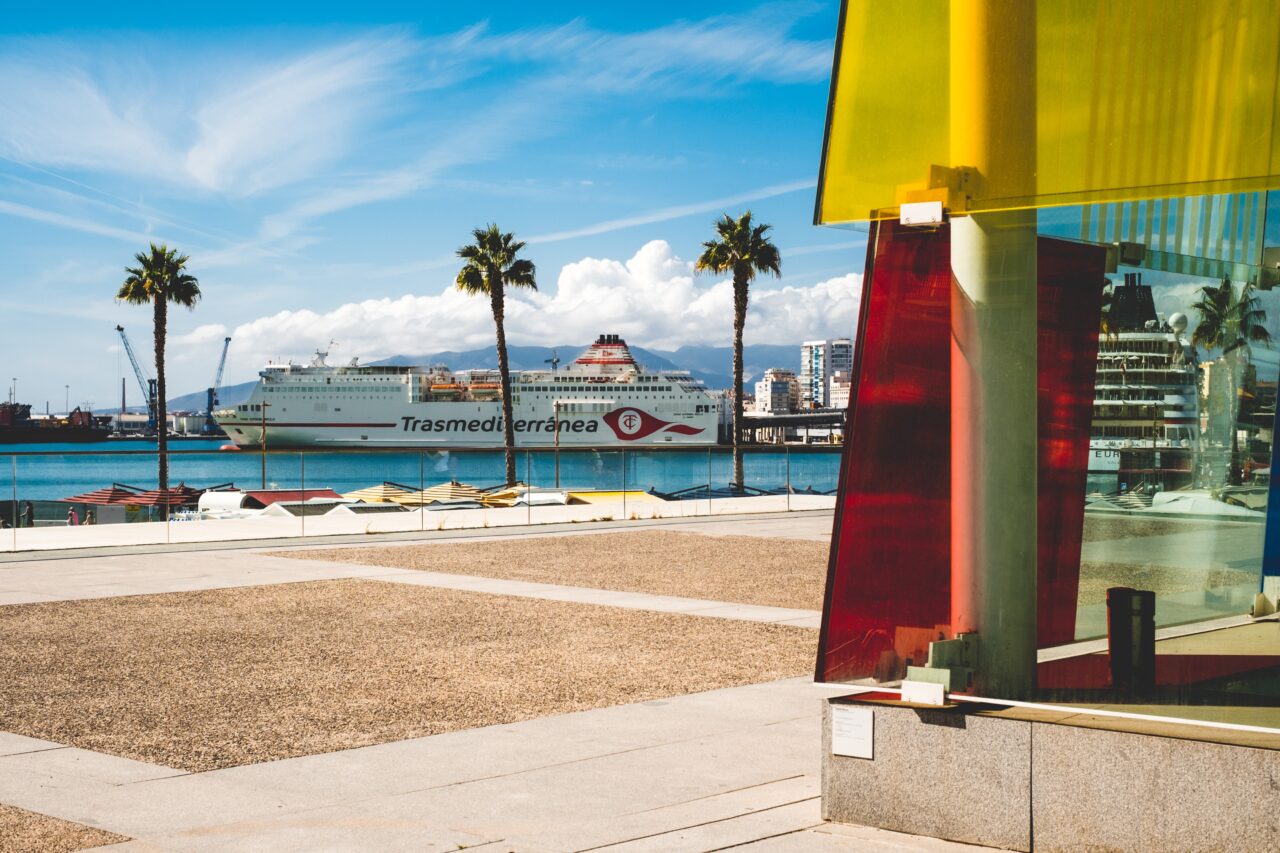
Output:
top-left (900, 679), bottom-right (946, 706)
top-left (830, 705), bottom-right (874, 759)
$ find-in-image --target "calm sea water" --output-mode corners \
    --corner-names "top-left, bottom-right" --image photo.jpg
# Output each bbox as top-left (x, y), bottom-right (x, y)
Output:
top-left (0, 440), bottom-right (842, 501)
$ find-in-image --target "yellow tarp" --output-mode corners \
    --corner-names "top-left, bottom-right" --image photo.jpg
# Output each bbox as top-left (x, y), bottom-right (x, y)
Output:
top-left (567, 491), bottom-right (664, 504)
top-left (817, 0), bottom-right (1280, 223)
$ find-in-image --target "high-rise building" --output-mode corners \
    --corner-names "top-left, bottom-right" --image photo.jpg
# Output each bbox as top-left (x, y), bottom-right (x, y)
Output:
top-left (754, 368), bottom-right (800, 413)
top-left (800, 339), bottom-right (853, 408)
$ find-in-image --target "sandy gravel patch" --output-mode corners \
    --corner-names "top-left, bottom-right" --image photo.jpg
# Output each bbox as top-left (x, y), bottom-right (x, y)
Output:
top-left (1077, 561), bottom-right (1256, 606)
top-left (0, 804), bottom-right (126, 853)
top-left (275, 530), bottom-right (829, 610)
top-left (1083, 515), bottom-right (1222, 543)
top-left (0, 579), bottom-right (813, 772)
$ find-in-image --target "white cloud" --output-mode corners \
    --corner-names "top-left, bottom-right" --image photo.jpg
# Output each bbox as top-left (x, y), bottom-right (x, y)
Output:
top-left (185, 36), bottom-right (416, 194)
top-left (224, 240), bottom-right (860, 379)
top-left (0, 34), bottom-right (415, 195)
top-left (526, 179), bottom-right (816, 244)
top-left (170, 323), bottom-right (230, 347)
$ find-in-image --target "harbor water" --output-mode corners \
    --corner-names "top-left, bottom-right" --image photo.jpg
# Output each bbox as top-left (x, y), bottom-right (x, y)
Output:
top-left (0, 441), bottom-right (842, 503)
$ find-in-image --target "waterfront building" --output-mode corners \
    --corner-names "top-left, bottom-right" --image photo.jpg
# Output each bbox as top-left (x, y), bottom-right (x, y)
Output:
top-left (799, 339), bottom-right (852, 408)
top-left (828, 371), bottom-right (851, 411)
top-left (754, 368), bottom-right (800, 414)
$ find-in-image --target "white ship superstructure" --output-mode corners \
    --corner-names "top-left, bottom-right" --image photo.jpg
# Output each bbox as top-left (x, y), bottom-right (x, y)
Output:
top-left (215, 334), bottom-right (719, 448)
top-left (1089, 273), bottom-right (1199, 491)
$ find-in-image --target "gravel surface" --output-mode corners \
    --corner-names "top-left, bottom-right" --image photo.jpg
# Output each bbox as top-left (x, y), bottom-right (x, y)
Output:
top-left (0, 579), bottom-right (814, 772)
top-left (0, 805), bottom-right (126, 853)
top-left (1077, 561), bottom-right (1257, 605)
top-left (1083, 515), bottom-right (1221, 542)
top-left (275, 531), bottom-right (830, 610)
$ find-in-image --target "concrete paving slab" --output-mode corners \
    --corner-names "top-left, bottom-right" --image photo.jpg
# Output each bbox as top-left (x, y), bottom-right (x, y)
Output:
top-left (0, 747), bottom-right (187, 786)
top-left (679, 603), bottom-right (820, 623)
top-left (0, 732), bottom-right (63, 757)
top-left (590, 798), bottom-right (823, 852)
top-left (742, 822), bottom-right (991, 851)
top-left (505, 775), bottom-right (819, 851)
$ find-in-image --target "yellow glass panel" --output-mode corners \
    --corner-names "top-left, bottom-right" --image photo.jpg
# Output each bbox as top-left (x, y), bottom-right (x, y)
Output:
top-left (816, 0), bottom-right (1280, 224)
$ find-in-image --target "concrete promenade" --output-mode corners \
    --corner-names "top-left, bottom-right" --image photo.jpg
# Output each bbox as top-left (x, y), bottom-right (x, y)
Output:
top-left (0, 513), bottom-right (983, 851)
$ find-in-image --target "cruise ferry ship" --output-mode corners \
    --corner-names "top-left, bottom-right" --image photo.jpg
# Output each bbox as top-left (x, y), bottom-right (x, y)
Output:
top-left (215, 334), bottom-right (721, 448)
top-left (1088, 273), bottom-right (1199, 492)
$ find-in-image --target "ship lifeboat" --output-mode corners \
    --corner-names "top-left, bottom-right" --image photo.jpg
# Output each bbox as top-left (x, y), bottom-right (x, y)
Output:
top-left (219, 444), bottom-right (240, 452)
top-left (431, 383), bottom-right (464, 398)
top-left (469, 382), bottom-right (502, 398)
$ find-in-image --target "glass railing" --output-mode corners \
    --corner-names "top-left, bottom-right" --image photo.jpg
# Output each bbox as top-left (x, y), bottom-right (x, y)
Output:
top-left (0, 443), bottom-right (843, 553)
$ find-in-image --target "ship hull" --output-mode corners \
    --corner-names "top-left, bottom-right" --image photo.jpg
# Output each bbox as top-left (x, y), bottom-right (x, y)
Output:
top-left (0, 426), bottom-right (111, 444)
top-left (217, 401), bottom-right (719, 449)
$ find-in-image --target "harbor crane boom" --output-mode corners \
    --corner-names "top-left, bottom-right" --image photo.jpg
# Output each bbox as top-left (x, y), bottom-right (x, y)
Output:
top-left (204, 336), bottom-right (232, 434)
top-left (115, 325), bottom-right (157, 433)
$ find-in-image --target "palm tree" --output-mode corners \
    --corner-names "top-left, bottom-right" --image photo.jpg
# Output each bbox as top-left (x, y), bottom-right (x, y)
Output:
top-left (117, 244), bottom-right (201, 508)
top-left (455, 225), bottom-right (537, 485)
top-left (695, 211), bottom-right (781, 487)
top-left (1190, 277), bottom-right (1272, 485)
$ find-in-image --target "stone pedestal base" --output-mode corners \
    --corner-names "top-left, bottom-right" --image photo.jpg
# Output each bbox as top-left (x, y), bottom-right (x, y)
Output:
top-left (823, 696), bottom-right (1280, 852)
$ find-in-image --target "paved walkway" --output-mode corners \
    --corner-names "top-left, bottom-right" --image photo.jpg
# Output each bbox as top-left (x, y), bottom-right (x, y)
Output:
top-left (0, 514), bottom-right (983, 851)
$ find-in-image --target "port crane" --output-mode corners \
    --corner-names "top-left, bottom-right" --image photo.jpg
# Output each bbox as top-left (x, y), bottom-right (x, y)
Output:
top-left (115, 325), bottom-right (157, 433)
top-left (203, 336), bottom-right (232, 435)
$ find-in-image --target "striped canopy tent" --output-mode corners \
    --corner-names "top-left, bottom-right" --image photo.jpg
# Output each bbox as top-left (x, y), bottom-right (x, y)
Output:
top-left (341, 482), bottom-right (414, 504)
top-left (392, 479), bottom-right (487, 507)
top-left (60, 483), bottom-right (146, 505)
top-left (129, 484), bottom-right (203, 507)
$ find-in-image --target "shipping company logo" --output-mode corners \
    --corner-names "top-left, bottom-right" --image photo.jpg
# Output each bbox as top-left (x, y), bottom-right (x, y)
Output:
top-left (603, 407), bottom-right (705, 441)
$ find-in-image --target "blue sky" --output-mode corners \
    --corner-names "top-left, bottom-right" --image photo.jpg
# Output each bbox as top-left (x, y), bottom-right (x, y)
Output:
top-left (0, 1), bottom-right (866, 412)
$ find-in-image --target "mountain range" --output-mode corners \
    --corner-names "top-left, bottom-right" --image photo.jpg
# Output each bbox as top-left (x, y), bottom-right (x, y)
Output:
top-left (166, 343), bottom-right (804, 411)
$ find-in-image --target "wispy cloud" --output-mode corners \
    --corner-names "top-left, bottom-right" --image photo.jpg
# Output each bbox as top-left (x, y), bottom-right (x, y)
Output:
top-left (779, 238), bottom-right (867, 256)
top-left (526, 179), bottom-right (817, 244)
top-left (0, 198), bottom-right (159, 244)
top-left (185, 35), bottom-right (418, 194)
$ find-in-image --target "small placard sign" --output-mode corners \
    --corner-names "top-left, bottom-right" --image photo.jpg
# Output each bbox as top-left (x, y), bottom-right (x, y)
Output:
top-left (831, 705), bottom-right (874, 759)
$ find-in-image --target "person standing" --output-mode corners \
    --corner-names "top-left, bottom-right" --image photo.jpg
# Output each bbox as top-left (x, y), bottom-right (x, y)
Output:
top-left (21, 501), bottom-right (33, 528)
top-left (84, 508), bottom-right (96, 526)
top-left (66, 507), bottom-right (79, 526)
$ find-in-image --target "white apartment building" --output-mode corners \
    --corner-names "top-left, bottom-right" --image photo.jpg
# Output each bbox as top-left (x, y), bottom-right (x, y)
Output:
top-left (754, 368), bottom-right (801, 414)
top-left (800, 339), bottom-right (853, 408)
top-left (829, 370), bottom-right (852, 410)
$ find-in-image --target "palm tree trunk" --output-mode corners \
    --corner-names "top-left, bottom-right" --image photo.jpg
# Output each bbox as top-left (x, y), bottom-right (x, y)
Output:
top-left (492, 284), bottom-right (517, 485)
top-left (154, 295), bottom-right (169, 520)
top-left (732, 275), bottom-right (748, 488)
top-left (1227, 352), bottom-right (1243, 486)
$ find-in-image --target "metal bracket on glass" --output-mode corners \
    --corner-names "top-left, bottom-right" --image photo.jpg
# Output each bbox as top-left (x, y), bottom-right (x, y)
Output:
top-left (894, 164), bottom-right (972, 224)
top-left (905, 631), bottom-right (978, 693)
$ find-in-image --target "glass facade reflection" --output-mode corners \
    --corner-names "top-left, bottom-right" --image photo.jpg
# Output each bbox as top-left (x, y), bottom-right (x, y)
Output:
top-left (818, 193), bottom-right (1280, 732)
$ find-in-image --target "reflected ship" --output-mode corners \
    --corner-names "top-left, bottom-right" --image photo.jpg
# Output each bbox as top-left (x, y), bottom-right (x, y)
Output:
top-left (1088, 273), bottom-right (1199, 495)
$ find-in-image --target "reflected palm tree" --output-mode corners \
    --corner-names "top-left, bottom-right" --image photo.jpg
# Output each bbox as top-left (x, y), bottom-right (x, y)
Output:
top-left (1190, 278), bottom-right (1272, 486)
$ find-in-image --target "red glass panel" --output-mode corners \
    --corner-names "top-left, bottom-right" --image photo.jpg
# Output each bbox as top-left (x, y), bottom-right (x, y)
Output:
top-left (1036, 239), bottom-right (1107, 647)
top-left (818, 224), bottom-right (1108, 683)
top-left (817, 221), bottom-right (954, 683)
